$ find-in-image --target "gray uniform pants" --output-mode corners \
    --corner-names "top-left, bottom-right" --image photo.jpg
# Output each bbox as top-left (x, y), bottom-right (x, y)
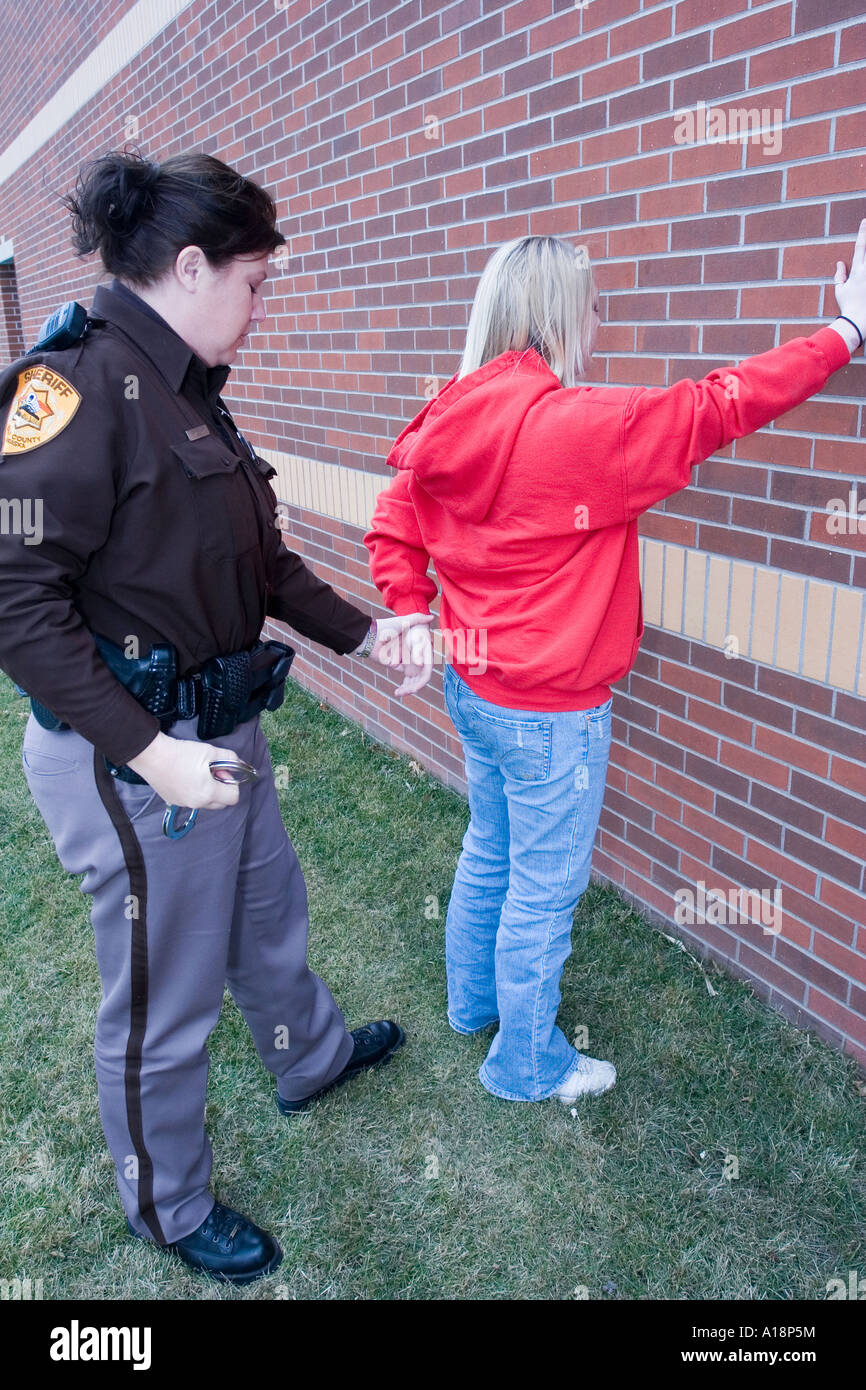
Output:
top-left (21, 710), bottom-right (354, 1245)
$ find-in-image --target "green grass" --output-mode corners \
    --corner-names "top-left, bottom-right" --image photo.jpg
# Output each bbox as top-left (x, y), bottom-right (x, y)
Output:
top-left (0, 671), bottom-right (864, 1301)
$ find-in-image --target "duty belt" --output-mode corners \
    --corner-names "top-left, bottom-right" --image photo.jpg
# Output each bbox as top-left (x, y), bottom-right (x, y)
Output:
top-left (23, 632), bottom-right (295, 782)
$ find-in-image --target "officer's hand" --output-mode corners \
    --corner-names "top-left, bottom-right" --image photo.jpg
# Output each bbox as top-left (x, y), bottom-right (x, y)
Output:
top-left (371, 613), bottom-right (435, 697)
top-left (125, 732), bottom-right (241, 810)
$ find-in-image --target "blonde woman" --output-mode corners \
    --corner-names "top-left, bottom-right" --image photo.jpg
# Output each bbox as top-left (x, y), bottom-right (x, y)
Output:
top-left (364, 225), bottom-right (866, 1105)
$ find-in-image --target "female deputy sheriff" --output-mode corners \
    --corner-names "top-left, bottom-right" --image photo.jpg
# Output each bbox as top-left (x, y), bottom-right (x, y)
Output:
top-left (364, 225), bottom-right (866, 1109)
top-left (0, 150), bottom-right (433, 1286)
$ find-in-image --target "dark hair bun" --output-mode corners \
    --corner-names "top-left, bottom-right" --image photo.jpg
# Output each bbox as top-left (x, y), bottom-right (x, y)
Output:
top-left (63, 149), bottom-right (160, 260)
top-left (61, 146), bottom-right (285, 285)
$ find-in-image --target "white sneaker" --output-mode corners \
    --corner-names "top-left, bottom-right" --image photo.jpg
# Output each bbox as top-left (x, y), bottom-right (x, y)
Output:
top-left (553, 1053), bottom-right (616, 1102)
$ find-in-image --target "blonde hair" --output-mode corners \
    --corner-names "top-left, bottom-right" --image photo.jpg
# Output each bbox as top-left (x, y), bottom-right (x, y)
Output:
top-left (458, 235), bottom-right (595, 387)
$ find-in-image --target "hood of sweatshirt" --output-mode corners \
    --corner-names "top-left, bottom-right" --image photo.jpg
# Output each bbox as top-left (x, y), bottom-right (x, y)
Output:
top-left (385, 348), bottom-right (562, 523)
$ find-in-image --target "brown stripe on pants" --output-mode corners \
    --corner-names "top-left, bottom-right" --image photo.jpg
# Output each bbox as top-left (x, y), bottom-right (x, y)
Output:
top-left (21, 710), bottom-right (354, 1244)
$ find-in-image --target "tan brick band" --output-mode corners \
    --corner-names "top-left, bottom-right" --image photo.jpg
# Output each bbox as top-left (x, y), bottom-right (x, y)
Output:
top-left (263, 447), bottom-right (866, 699)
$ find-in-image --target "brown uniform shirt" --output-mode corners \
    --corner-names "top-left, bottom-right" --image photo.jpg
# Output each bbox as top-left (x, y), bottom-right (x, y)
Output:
top-left (0, 279), bottom-right (371, 764)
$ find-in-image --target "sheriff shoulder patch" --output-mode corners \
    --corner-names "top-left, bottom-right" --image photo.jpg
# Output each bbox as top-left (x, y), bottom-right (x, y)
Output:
top-left (1, 365), bottom-right (82, 455)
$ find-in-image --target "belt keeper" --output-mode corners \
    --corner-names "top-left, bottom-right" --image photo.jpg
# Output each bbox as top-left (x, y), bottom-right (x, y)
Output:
top-left (175, 673), bottom-right (200, 721)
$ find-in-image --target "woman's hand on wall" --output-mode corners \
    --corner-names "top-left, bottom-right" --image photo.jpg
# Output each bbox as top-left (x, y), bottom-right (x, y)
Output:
top-left (832, 217), bottom-right (866, 351)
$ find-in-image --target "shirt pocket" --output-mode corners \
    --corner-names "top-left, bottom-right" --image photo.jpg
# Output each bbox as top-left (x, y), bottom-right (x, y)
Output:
top-left (171, 436), bottom-right (260, 561)
top-left (250, 450), bottom-right (277, 481)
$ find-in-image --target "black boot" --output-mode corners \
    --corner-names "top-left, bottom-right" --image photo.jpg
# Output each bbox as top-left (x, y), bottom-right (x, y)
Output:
top-left (128, 1201), bottom-right (282, 1284)
top-left (277, 1019), bottom-right (406, 1115)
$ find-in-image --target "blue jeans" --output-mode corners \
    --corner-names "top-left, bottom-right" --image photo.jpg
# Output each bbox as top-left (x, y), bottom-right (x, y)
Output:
top-left (442, 663), bottom-right (612, 1101)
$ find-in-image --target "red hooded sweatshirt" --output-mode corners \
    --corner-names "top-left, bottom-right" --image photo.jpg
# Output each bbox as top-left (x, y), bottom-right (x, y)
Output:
top-left (363, 326), bottom-right (850, 712)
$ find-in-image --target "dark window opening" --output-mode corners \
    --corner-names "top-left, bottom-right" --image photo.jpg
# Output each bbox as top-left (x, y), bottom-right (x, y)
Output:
top-left (0, 258), bottom-right (26, 364)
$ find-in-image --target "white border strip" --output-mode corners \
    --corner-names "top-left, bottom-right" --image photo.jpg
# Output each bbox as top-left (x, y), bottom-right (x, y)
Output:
top-left (0, 0), bottom-right (194, 187)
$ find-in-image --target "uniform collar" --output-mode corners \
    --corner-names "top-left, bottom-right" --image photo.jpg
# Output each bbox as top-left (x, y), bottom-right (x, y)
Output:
top-left (90, 279), bottom-right (232, 402)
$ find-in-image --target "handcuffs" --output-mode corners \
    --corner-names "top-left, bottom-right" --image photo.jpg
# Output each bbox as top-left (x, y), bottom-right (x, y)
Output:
top-left (162, 758), bottom-right (259, 839)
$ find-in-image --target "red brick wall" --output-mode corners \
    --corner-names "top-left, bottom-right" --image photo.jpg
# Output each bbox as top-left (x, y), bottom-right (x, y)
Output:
top-left (0, 0), bottom-right (140, 147)
top-left (2, 0), bottom-right (865, 1067)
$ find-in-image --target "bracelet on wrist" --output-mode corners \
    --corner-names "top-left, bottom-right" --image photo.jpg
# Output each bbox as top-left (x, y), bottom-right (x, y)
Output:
top-left (836, 314), bottom-right (864, 349)
top-left (355, 619), bottom-right (377, 659)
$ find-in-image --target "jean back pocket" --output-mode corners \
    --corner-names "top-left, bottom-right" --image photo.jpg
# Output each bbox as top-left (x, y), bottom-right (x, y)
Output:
top-left (466, 705), bottom-right (552, 782)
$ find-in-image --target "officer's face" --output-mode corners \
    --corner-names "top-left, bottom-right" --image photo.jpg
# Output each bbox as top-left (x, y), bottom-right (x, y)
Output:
top-left (178, 249), bottom-right (272, 367)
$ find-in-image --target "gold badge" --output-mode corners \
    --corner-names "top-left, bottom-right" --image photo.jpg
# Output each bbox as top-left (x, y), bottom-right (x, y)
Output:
top-left (1, 365), bottom-right (82, 454)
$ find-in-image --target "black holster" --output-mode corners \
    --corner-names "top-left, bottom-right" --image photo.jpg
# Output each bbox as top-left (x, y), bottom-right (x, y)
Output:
top-left (19, 636), bottom-right (177, 737)
top-left (196, 641), bottom-right (295, 739)
top-left (22, 634), bottom-right (295, 782)
top-left (94, 634), bottom-right (178, 717)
